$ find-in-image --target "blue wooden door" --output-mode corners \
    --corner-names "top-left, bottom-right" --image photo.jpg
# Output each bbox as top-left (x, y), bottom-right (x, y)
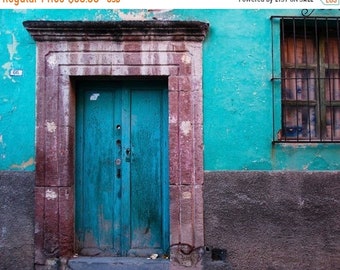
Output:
top-left (76, 80), bottom-right (169, 257)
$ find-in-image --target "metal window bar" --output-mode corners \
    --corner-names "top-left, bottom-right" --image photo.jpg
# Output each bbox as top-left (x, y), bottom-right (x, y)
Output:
top-left (336, 18), bottom-right (340, 139)
top-left (303, 18), bottom-right (311, 141)
top-left (293, 17), bottom-right (298, 142)
top-left (325, 18), bottom-right (333, 141)
top-left (271, 16), bottom-right (340, 143)
top-left (315, 17), bottom-right (321, 141)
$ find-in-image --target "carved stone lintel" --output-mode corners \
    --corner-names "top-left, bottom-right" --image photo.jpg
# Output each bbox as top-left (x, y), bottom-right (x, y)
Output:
top-left (23, 20), bottom-right (209, 42)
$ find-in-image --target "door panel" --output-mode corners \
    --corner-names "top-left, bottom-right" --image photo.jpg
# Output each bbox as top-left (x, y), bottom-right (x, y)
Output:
top-left (76, 88), bottom-right (121, 256)
top-left (129, 89), bottom-right (168, 255)
top-left (76, 80), bottom-right (169, 257)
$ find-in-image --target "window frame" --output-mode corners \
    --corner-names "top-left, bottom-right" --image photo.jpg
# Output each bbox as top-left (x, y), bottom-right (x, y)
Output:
top-left (271, 16), bottom-right (340, 143)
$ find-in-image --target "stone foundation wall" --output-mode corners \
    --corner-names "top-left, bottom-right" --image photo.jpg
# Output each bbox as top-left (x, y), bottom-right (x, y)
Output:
top-left (1, 170), bottom-right (340, 270)
top-left (204, 171), bottom-right (340, 270)
top-left (0, 171), bottom-right (35, 270)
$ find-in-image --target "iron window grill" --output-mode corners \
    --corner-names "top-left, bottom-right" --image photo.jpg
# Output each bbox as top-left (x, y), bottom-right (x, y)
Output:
top-left (271, 16), bottom-right (340, 143)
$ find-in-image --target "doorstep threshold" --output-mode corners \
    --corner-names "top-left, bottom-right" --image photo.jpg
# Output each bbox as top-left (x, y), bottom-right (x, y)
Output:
top-left (68, 256), bottom-right (170, 270)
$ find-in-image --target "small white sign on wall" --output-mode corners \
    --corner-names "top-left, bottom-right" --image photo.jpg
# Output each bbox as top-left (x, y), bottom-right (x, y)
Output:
top-left (9, 69), bottom-right (23, 76)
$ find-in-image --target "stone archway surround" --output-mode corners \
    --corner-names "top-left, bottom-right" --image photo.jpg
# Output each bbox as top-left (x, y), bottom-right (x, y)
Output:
top-left (23, 21), bottom-right (208, 266)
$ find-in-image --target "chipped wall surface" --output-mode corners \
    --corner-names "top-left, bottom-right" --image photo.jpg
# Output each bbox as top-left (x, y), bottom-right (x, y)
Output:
top-left (1, 9), bottom-right (340, 171)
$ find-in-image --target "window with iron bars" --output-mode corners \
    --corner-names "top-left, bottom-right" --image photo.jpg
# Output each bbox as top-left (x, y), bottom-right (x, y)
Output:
top-left (272, 16), bottom-right (340, 143)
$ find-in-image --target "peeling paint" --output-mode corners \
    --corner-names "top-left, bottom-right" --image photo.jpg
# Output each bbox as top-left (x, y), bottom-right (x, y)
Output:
top-left (148, 9), bottom-right (176, 21)
top-left (0, 134), bottom-right (5, 161)
top-left (12, 9), bottom-right (27, 14)
top-left (7, 33), bottom-right (19, 61)
top-left (2, 62), bottom-right (13, 81)
top-left (180, 121), bottom-right (192, 136)
top-left (90, 93), bottom-right (100, 101)
top-left (148, 9), bottom-right (173, 14)
top-left (45, 189), bottom-right (57, 200)
top-left (182, 191), bottom-right (192, 199)
top-left (47, 54), bottom-right (57, 69)
top-left (169, 115), bottom-right (177, 124)
top-left (181, 54), bottom-right (191, 64)
top-left (2, 32), bottom-right (20, 81)
top-left (46, 121), bottom-right (57, 133)
top-left (10, 157), bottom-right (35, 170)
top-left (116, 10), bottom-right (150, 21)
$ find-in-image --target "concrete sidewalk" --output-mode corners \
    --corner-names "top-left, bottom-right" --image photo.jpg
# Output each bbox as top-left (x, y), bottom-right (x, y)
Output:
top-left (68, 257), bottom-right (170, 270)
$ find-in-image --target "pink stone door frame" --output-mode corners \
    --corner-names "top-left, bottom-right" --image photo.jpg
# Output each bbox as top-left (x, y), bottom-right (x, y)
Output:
top-left (24, 21), bottom-right (208, 266)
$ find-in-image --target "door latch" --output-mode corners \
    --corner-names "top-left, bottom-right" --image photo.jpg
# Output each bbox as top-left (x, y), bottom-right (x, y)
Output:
top-left (125, 148), bottom-right (131, 162)
top-left (115, 158), bottom-right (121, 166)
top-left (115, 159), bottom-right (121, 179)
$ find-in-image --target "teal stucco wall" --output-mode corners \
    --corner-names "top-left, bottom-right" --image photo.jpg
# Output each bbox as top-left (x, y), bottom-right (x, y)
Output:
top-left (1, 9), bottom-right (340, 171)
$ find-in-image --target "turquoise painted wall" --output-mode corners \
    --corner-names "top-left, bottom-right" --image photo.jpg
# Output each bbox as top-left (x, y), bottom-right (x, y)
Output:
top-left (1, 9), bottom-right (340, 171)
